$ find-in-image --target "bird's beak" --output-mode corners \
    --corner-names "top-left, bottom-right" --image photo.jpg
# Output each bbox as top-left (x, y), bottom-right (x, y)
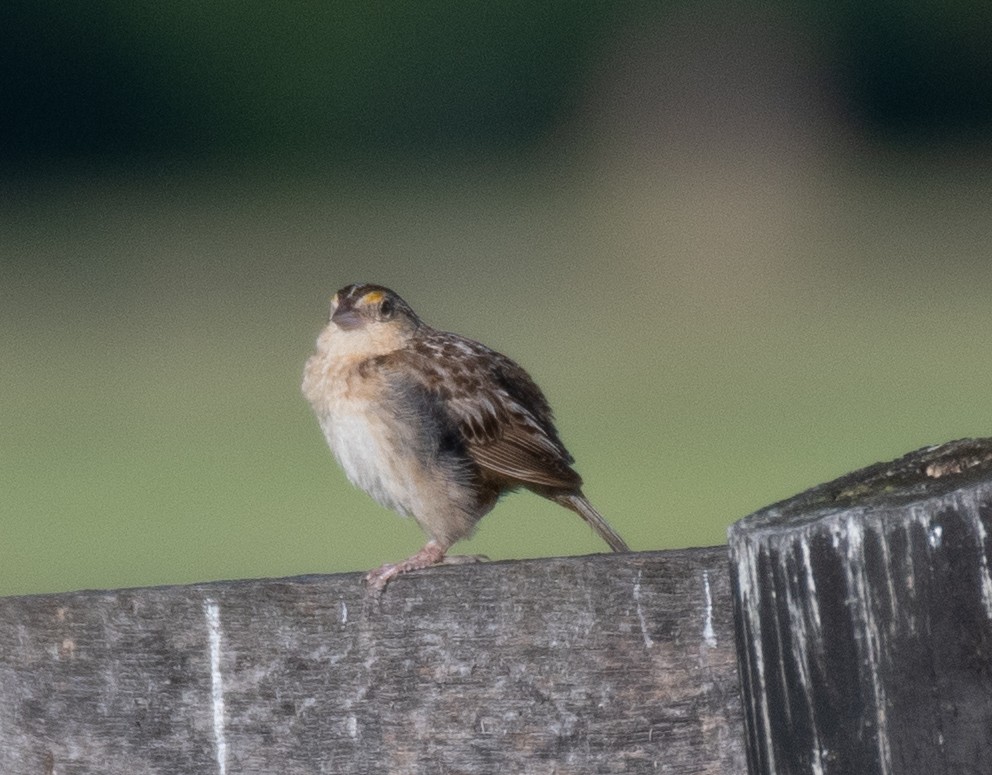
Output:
top-left (331, 306), bottom-right (363, 330)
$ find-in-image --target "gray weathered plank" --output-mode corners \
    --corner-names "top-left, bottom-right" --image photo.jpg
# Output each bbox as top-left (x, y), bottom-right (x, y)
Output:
top-left (0, 549), bottom-right (745, 775)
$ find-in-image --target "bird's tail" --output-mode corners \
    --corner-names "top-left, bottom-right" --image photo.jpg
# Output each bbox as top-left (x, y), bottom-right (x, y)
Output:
top-left (555, 493), bottom-right (630, 553)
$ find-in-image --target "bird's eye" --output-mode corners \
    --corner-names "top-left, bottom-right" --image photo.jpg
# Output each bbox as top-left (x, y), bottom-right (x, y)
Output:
top-left (380, 298), bottom-right (395, 319)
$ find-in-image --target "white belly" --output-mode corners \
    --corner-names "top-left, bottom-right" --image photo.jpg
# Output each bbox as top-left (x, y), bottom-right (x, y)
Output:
top-left (318, 400), bottom-right (420, 518)
top-left (302, 328), bottom-right (482, 545)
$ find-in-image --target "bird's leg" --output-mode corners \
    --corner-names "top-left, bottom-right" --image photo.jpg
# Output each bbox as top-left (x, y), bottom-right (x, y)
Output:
top-left (364, 540), bottom-right (449, 590)
top-left (364, 541), bottom-right (490, 591)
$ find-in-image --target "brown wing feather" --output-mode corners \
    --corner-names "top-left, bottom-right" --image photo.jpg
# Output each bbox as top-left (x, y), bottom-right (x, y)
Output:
top-left (376, 329), bottom-right (582, 491)
top-left (470, 432), bottom-right (581, 488)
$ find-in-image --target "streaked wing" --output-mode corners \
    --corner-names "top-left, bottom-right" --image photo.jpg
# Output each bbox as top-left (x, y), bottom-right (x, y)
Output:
top-left (375, 330), bottom-right (582, 490)
top-left (468, 424), bottom-right (581, 489)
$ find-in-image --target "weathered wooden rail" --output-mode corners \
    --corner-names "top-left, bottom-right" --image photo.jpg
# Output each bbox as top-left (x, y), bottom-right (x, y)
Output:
top-left (2, 438), bottom-right (992, 774)
top-left (0, 550), bottom-right (744, 774)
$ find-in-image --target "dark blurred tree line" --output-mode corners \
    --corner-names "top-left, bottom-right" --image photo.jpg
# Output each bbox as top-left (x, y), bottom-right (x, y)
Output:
top-left (1, 1), bottom-right (990, 169)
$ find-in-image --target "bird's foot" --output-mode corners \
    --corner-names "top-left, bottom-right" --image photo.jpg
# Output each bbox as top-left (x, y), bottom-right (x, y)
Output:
top-left (364, 541), bottom-right (449, 591)
top-left (437, 554), bottom-right (489, 566)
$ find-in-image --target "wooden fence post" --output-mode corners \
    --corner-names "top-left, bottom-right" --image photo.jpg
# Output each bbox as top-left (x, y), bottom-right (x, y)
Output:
top-left (0, 549), bottom-right (746, 775)
top-left (728, 438), bottom-right (992, 775)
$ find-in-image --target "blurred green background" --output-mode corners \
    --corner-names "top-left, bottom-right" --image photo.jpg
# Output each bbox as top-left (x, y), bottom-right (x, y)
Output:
top-left (3, 2), bottom-right (992, 596)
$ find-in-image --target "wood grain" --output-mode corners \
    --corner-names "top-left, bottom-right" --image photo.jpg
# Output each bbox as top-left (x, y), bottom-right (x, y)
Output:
top-left (729, 438), bottom-right (992, 775)
top-left (0, 549), bottom-right (745, 775)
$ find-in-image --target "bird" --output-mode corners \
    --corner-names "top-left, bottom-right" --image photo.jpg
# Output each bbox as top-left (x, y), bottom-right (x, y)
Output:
top-left (302, 283), bottom-right (629, 589)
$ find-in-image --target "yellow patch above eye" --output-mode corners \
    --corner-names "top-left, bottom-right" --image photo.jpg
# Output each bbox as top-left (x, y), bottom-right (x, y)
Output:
top-left (362, 290), bottom-right (385, 305)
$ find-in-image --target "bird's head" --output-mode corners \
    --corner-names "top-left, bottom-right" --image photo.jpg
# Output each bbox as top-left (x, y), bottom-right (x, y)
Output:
top-left (329, 284), bottom-right (421, 336)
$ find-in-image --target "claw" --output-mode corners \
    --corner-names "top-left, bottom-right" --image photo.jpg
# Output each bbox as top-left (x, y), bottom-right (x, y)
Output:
top-left (437, 554), bottom-right (489, 566)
